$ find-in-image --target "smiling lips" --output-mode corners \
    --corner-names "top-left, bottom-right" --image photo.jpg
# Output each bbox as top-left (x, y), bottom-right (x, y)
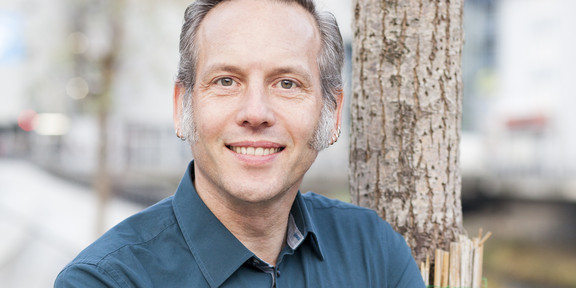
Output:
top-left (228, 146), bottom-right (284, 156)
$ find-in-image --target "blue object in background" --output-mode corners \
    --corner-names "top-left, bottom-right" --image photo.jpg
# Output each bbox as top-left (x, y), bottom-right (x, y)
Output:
top-left (0, 11), bottom-right (25, 64)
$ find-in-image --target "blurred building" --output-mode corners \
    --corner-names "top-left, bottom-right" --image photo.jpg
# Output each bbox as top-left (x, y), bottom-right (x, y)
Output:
top-left (461, 0), bottom-right (576, 202)
top-left (460, 0), bottom-right (498, 201)
top-left (462, 0), bottom-right (497, 132)
top-left (481, 0), bottom-right (576, 201)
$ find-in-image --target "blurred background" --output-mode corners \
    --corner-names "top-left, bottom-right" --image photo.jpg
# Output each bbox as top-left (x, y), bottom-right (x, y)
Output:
top-left (0, 0), bottom-right (575, 287)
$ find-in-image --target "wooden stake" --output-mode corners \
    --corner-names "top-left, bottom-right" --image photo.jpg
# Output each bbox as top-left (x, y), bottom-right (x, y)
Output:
top-left (421, 230), bottom-right (490, 287)
top-left (425, 254), bottom-right (430, 286)
top-left (441, 251), bottom-right (450, 287)
top-left (434, 249), bottom-right (443, 287)
top-left (460, 236), bottom-right (473, 288)
top-left (480, 231), bottom-right (492, 246)
top-left (420, 261), bottom-right (426, 285)
top-left (472, 238), bottom-right (484, 288)
top-left (449, 242), bottom-right (461, 287)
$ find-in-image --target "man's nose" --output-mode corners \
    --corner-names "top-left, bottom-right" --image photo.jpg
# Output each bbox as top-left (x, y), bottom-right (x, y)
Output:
top-left (235, 85), bottom-right (276, 128)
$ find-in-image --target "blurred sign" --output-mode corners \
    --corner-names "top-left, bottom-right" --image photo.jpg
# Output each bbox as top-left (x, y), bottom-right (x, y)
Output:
top-left (0, 11), bottom-right (24, 64)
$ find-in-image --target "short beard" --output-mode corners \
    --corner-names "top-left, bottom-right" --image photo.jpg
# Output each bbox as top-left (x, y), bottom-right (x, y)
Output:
top-left (180, 89), bottom-right (198, 144)
top-left (309, 101), bottom-right (335, 151)
top-left (180, 92), bottom-right (334, 151)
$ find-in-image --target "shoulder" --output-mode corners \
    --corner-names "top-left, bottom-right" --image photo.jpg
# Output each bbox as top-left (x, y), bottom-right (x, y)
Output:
top-left (299, 192), bottom-right (409, 255)
top-left (300, 192), bottom-right (403, 245)
top-left (55, 260), bottom-right (124, 287)
top-left (301, 192), bottom-right (372, 212)
top-left (301, 193), bottom-right (425, 287)
top-left (81, 196), bottom-right (177, 260)
top-left (56, 196), bottom-right (178, 287)
top-left (301, 192), bottom-right (386, 228)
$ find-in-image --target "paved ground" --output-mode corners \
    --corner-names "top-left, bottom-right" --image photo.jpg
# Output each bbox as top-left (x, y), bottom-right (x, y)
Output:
top-left (0, 158), bottom-right (144, 288)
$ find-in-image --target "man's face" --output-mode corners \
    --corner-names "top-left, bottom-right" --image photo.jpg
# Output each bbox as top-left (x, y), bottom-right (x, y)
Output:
top-left (183, 0), bottom-right (332, 205)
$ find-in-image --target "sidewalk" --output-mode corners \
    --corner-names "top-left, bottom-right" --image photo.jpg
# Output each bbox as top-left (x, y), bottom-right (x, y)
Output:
top-left (0, 158), bottom-right (145, 288)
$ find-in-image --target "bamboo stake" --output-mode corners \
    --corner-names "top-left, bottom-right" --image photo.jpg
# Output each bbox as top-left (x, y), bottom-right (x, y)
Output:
top-left (472, 238), bottom-right (483, 288)
top-left (420, 261), bottom-right (426, 285)
top-left (480, 231), bottom-right (492, 246)
top-left (441, 251), bottom-right (450, 287)
top-left (460, 236), bottom-right (472, 288)
top-left (421, 230), bottom-right (490, 287)
top-left (434, 249), bottom-right (443, 287)
top-left (449, 242), bottom-right (461, 287)
top-left (425, 254), bottom-right (430, 286)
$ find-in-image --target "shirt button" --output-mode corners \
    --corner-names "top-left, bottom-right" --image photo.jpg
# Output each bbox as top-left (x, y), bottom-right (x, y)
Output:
top-left (276, 270), bottom-right (281, 278)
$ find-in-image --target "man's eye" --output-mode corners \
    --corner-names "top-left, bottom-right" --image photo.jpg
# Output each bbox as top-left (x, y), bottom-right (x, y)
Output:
top-left (280, 80), bottom-right (296, 89)
top-left (217, 78), bottom-right (235, 87)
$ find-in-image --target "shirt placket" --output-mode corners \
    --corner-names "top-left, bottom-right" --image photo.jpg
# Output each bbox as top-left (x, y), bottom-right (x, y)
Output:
top-left (248, 257), bottom-right (280, 288)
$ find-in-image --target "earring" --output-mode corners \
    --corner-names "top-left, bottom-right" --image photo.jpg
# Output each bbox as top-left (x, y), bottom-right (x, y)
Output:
top-left (329, 126), bottom-right (341, 146)
top-left (176, 129), bottom-right (186, 141)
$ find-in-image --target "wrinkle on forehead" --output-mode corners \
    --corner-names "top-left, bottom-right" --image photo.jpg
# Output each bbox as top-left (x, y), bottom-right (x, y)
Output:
top-left (196, 0), bottom-right (320, 60)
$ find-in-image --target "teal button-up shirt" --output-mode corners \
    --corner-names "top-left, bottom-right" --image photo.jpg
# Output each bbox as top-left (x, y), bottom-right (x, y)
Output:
top-left (55, 162), bottom-right (424, 287)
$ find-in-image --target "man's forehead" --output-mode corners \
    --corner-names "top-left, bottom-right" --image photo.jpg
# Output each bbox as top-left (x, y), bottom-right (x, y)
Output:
top-left (194, 0), bottom-right (321, 69)
top-left (198, 0), bottom-right (319, 40)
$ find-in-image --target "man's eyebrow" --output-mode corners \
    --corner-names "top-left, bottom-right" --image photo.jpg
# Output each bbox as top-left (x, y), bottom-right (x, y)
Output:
top-left (200, 64), bottom-right (245, 78)
top-left (200, 64), bottom-right (315, 83)
top-left (269, 66), bottom-right (314, 83)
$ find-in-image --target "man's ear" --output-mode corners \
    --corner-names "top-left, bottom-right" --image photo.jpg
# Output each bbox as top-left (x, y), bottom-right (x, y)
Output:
top-left (173, 82), bottom-right (185, 134)
top-left (334, 89), bottom-right (344, 131)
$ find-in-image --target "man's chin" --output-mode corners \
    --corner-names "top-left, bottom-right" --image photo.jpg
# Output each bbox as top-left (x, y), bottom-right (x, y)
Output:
top-left (225, 183), bottom-right (298, 206)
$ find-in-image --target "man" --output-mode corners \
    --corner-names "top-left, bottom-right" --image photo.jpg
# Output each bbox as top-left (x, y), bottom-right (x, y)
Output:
top-left (55, 0), bottom-right (425, 287)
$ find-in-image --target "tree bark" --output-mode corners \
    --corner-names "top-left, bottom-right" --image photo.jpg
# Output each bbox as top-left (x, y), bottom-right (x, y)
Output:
top-left (350, 0), bottom-right (464, 265)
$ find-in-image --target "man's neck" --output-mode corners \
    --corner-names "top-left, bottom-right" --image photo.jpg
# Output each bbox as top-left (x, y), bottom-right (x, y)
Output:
top-left (222, 206), bottom-right (291, 266)
top-left (195, 185), bottom-right (297, 266)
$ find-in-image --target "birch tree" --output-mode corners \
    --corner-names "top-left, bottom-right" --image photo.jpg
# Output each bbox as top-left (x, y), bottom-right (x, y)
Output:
top-left (350, 0), bottom-right (464, 265)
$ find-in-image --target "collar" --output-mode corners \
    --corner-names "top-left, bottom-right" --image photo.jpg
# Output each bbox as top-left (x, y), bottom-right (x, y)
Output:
top-left (290, 189), bottom-right (325, 261)
top-left (172, 161), bottom-right (324, 287)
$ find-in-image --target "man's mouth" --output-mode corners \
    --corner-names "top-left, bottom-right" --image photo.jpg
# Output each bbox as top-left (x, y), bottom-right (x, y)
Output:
top-left (227, 146), bottom-right (284, 156)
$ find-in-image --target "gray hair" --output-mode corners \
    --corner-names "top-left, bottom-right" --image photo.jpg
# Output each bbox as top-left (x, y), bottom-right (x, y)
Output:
top-left (176, 0), bottom-right (344, 150)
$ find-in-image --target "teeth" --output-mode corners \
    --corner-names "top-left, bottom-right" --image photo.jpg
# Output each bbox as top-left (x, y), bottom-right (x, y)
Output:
top-left (230, 146), bottom-right (281, 156)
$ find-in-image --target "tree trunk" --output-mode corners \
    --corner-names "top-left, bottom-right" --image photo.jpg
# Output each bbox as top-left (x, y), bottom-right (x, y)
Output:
top-left (350, 0), bottom-right (464, 265)
top-left (91, 0), bottom-right (125, 236)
